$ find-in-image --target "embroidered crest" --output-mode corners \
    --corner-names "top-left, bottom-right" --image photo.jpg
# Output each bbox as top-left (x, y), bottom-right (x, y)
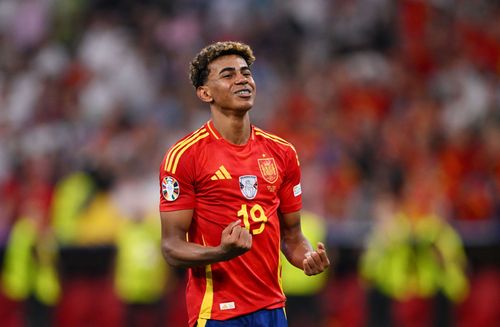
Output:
top-left (239, 175), bottom-right (258, 199)
top-left (162, 176), bottom-right (180, 201)
top-left (258, 158), bottom-right (278, 184)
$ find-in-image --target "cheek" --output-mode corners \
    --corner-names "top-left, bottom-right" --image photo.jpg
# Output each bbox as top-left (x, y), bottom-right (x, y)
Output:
top-left (250, 80), bottom-right (257, 93)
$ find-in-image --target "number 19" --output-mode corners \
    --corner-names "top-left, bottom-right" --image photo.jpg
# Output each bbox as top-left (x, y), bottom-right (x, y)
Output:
top-left (237, 204), bottom-right (268, 235)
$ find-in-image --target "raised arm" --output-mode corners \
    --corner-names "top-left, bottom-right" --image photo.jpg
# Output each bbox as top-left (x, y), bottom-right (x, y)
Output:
top-left (160, 210), bottom-right (252, 268)
top-left (280, 211), bottom-right (330, 275)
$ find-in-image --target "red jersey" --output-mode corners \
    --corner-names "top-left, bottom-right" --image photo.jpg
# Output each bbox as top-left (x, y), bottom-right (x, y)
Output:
top-left (159, 120), bottom-right (302, 326)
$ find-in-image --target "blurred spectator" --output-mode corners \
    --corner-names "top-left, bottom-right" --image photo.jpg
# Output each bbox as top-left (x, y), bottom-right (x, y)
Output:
top-left (114, 213), bottom-right (171, 327)
top-left (360, 183), bottom-right (469, 327)
top-left (113, 170), bottom-right (172, 327)
top-left (2, 208), bottom-right (59, 327)
top-left (52, 166), bottom-right (124, 327)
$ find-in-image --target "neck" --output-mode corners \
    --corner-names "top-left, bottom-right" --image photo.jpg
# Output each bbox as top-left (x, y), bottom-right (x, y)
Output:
top-left (210, 109), bottom-right (251, 145)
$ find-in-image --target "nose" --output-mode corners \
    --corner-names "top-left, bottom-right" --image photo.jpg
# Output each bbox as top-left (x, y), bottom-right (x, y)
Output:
top-left (235, 73), bottom-right (249, 84)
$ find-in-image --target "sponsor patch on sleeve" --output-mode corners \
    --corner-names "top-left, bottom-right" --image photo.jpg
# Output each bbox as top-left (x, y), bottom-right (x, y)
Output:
top-left (293, 183), bottom-right (302, 197)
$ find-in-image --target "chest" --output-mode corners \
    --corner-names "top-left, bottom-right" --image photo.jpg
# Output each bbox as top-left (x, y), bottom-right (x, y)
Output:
top-left (194, 142), bottom-right (285, 202)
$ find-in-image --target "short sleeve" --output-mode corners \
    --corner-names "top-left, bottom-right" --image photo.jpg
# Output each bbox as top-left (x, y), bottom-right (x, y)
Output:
top-left (278, 146), bottom-right (302, 214)
top-left (159, 149), bottom-right (196, 212)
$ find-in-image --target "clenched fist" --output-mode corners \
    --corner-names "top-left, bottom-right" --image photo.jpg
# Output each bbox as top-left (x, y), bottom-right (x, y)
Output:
top-left (219, 220), bottom-right (252, 259)
top-left (303, 242), bottom-right (330, 276)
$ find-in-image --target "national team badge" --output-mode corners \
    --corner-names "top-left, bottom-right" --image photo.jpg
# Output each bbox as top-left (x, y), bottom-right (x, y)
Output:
top-left (258, 158), bottom-right (278, 184)
top-left (239, 175), bottom-right (258, 200)
top-left (162, 176), bottom-right (180, 201)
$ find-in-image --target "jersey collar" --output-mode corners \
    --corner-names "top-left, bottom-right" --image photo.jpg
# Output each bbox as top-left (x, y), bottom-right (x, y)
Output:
top-left (206, 120), bottom-right (255, 142)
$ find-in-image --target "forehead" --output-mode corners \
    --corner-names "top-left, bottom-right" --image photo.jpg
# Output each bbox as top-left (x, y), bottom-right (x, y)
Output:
top-left (208, 54), bottom-right (249, 73)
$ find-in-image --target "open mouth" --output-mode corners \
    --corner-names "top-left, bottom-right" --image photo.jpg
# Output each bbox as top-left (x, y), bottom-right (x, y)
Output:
top-left (235, 89), bottom-right (252, 96)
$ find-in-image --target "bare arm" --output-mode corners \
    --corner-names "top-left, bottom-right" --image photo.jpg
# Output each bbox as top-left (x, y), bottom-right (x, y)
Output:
top-left (280, 211), bottom-right (330, 275)
top-left (160, 210), bottom-right (252, 268)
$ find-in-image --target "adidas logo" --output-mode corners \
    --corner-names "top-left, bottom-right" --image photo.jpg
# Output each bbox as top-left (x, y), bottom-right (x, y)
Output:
top-left (211, 165), bottom-right (232, 180)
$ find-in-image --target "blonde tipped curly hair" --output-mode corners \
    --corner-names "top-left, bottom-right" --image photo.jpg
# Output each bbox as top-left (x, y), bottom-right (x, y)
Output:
top-left (189, 41), bottom-right (255, 88)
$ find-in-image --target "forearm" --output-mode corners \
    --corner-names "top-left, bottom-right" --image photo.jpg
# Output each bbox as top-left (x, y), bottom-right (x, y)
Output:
top-left (161, 238), bottom-right (229, 268)
top-left (281, 231), bottom-right (313, 269)
top-left (160, 210), bottom-right (252, 268)
top-left (280, 211), bottom-right (330, 275)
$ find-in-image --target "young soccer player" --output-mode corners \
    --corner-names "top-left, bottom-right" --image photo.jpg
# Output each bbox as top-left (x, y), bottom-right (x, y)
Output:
top-left (159, 41), bottom-right (330, 327)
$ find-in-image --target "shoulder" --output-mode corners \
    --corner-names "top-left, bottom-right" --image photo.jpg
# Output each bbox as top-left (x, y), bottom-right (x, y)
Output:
top-left (161, 126), bottom-right (212, 174)
top-left (253, 126), bottom-right (300, 165)
top-left (253, 126), bottom-right (297, 153)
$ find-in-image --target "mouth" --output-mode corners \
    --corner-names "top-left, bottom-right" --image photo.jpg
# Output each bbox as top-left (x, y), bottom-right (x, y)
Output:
top-left (234, 89), bottom-right (252, 98)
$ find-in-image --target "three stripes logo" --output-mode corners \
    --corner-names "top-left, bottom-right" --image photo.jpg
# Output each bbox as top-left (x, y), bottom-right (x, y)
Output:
top-left (211, 165), bottom-right (232, 180)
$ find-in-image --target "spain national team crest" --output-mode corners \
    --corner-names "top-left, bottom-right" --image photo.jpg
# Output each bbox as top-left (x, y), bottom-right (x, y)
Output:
top-left (239, 175), bottom-right (258, 200)
top-left (162, 176), bottom-right (180, 201)
top-left (258, 158), bottom-right (279, 184)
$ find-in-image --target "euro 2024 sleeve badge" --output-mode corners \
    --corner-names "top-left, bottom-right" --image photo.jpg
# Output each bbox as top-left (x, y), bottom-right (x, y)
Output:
top-left (162, 176), bottom-right (180, 201)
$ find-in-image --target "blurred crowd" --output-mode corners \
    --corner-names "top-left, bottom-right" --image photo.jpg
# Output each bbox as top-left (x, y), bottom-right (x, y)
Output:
top-left (0, 0), bottom-right (499, 326)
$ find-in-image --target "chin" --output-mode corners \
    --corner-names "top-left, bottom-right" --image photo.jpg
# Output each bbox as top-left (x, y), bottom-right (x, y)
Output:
top-left (238, 105), bottom-right (253, 112)
top-left (234, 100), bottom-right (253, 111)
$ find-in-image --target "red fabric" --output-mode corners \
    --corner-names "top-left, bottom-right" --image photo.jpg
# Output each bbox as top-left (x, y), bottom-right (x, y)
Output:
top-left (0, 292), bottom-right (23, 327)
top-left (398, 0), bottom-right (436, 76)
top-left (164, 276), bottom-right (189, 327)
top-left (456, 269), bottom-right (500, 327)
top-left (322, 274), bottom-right (365, 327)
top-left (55, 277), bottom-right (123, 327)
top-left (393, 297), bottom-right (432, 327)
top-left (457, 22), bottom-right (500, 72)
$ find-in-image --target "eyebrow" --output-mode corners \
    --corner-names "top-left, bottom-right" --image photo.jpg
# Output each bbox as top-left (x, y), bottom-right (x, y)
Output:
top-left (218, 66), bottom-right (250, 75)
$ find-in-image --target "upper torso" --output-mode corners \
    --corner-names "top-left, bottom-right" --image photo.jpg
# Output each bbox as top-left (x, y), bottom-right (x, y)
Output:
top-left (159, 120), bottom-right (302, 325)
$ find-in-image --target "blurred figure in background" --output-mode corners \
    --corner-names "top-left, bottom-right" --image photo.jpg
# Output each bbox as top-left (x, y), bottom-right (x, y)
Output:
top-left (114, 213), bottom-right (171, 327)
top-left (113, 167), bottom-right (173, 327)
top-left (360, 169), bottom-right (469, 327)
top-left (1, 155), bottom-right (60, 327)
top-left (1, 206), bottom-right (60, 327)
top-left (52, 165), bottom-right (123, 327)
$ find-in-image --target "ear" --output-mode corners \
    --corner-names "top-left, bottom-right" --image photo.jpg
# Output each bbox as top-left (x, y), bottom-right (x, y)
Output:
top-left (196, 86), bottom-right (213, 103)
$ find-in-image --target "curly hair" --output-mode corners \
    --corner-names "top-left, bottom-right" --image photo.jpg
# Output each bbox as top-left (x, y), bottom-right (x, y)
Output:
top-left (189, 41), bottom-right (255, 88)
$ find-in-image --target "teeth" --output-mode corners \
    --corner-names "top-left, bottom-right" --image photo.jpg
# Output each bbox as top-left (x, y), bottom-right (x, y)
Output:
top-left (237, 90), bottom-right (250, 94)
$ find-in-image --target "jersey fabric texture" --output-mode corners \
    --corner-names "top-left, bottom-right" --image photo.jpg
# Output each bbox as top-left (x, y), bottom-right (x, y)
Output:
top-left (159, 120), bottom-right (302, 327)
